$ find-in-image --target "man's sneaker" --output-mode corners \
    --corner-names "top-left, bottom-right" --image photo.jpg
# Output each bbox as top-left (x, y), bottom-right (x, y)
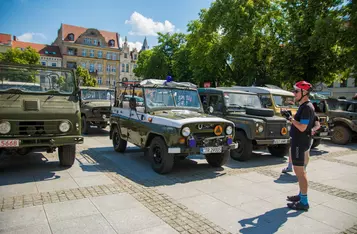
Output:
top-left (287, 195), bottom-right (300, 202)
top-left (282, 167), bottom-right (293, 173)
top-left (287, 201), bottom-right (309, 211)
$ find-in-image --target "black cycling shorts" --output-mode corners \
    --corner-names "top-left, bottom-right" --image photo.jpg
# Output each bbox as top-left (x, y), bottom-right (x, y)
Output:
top-left (291, 139), bottom-right (312, 166)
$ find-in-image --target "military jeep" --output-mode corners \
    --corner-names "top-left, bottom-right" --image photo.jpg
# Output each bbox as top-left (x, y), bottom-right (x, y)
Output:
top-left (198, 88), bottom-right (290, 161)
top-left (109, 79), bottom-right (238, 174)
top-left (325, 98), bottom-right (357, 144)
top-left (79, 86), bottom-right (114, 134)
top-left (0, 63), bottom-right (83, 167)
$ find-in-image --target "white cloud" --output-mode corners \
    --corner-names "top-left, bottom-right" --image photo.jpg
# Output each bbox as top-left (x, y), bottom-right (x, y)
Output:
top-left (119, 37), bottom-right (143, 51)
top-left (125, 12), bottom-right (176, 36)
top-left (17, 33), bottom-right (47, 43)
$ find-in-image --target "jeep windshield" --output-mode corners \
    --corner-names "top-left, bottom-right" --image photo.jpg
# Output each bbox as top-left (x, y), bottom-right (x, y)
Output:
top-left (272, 95), bottom-right (298, 108)
top-left (224, 92), bottom-right (262, 109)
top-left (81, 89), bottom-right (114, 100)
top-left (144, 88), bottom-right (201, 109)
top-left (0, 66), bottom-right (75, 95)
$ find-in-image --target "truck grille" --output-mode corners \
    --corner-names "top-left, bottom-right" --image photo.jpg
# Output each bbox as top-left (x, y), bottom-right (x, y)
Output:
top-left (266, 123), bottom-right (284, 137)
top-left (92, 107), bottom-right (111, 116)
top-left (12, 121), bottom-right (61, 136)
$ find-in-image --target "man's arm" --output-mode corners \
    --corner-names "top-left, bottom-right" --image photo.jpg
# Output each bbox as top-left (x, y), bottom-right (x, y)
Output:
top-left (290, 118), bottom-right (308, 132)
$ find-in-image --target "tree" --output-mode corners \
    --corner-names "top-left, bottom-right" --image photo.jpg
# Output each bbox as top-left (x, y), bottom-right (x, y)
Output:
top-left (0, 47), bottom-right (40, 65)
top-left (76, 66), bottom-right (97, 87)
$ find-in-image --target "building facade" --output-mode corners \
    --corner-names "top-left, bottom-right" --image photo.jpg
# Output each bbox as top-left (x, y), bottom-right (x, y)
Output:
top-left (12, 40), bottom-right (62, 67)
top-left (318, 78), bottom-right (357, 99)
top-left (119, 36), bottom-right (139, 83)
top-left (0, 33), bottom-right (12, 53)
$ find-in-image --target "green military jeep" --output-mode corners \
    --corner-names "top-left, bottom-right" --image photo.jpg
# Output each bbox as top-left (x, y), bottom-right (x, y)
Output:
top-left (79, 86), bottom-right (114, 134)
top-left (198, 88), bottom-right (290, 161)
top-left (0, 63), bottom-right (83, 166)
top-left (325, 98), bottom-right (357, 144)
top-left (109, 79), bottom-right (238, 174)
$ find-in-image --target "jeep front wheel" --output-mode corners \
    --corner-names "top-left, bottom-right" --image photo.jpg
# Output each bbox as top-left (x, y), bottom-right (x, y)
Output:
top-left (332, 125), bottom-right (351, 145)
top-left (81, 116), bottom-right (89, 134)
top-left (148, 136), bottom-right (174, 174)
top-left (206, 151), bottom-right (230, 167)
top-left (112, 127), bottom-right (127, 152)
top-left (268, 145), bottom-right (289, 157)
top-left (230, 131), bottom-right (253, 161)
top-left (58, 145), bottom-right (76, 167)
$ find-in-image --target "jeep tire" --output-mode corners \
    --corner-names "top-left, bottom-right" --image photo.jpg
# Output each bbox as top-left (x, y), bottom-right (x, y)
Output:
top-left (59, 145), bottom-right (76, 167)
top-left (112, 126), bottom-right (127, 152)
top-left (148, 136), bottom-right (174, 174)
top-left (205, 150), bottom-right (230, 167)
top-left (311, 139), bottom-right (321, 149)
top-left (82, 116), bottom-right (89, 134)
top-left (230, 131), bottom-right (253, 161)
top-left (268, 145), bottom-right (289, 157)
top-left (331, 125), bottom-right (351, 145)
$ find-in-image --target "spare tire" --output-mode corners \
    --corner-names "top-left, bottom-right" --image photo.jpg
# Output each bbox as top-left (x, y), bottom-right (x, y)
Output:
top-left (246, 107), bottom-right (274, 117)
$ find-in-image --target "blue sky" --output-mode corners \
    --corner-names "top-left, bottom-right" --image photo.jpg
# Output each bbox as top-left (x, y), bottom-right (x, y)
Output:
top-left (0, 0), bottom-right (213, 50)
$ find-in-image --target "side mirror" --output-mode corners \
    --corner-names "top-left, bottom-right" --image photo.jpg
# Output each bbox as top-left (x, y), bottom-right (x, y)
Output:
top-left (129, 97), bottom-right (137, 110)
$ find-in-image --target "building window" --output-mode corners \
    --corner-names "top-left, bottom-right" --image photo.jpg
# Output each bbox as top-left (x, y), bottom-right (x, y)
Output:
top-left (107, 65), bottom-right (110, 72)
top-left (134, 54), bottom-right (137, 60)
top-left (68, 33), bottom-right (74, 41)
top-left (93, 39), bottom-right (97, 46)
top-left (89, 64), bottom-right (94, 72)
top-left (51, 63), bottom-right (56, 67)
top-left (98, 51), bottom-right (102, 58)
top-left (109, 40), bottom-right (115, 47)
top-left (97, 77), bottom-right (102, 85)
top-left (82, 49), bottom-right (87, 57)
top-left (121, 64), bottom-right (125, 72)
top-left (112, 65), bottom-right (116, 72)
top-left (340, 79), bottom-right (347, 88)
top-left (124, 53), bottom-right (128, 59)
top-left (84, 38), bottom-right (91, 45)
top-left (41, 61), bottom-right (46, 66)
top-left (98, 64), bottom-right (102, 72)
top-left (67, 48), bottom-right (76, 55)
top-left (126, 64), bottom-right (129, 72)
top-left (134, 64), bottom-right (137, 69)
top-left (112, 53), bottom-right (117, 60)
top-left (81, 62), bottom-right (86, 68)
top-left (90, 50), bottom-right (94, 57)
top-left (106, 52), bottom-right (112, 60)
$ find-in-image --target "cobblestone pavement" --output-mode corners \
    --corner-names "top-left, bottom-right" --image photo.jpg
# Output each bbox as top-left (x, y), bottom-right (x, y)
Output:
top-left (1, 129), bottom-right (357, 233)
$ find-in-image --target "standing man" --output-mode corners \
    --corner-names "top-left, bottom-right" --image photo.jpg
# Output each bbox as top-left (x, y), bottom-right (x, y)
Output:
top-left (286, 81), bottom-right (315, 211)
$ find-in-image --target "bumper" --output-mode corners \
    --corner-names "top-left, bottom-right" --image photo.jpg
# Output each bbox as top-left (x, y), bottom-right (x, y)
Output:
top-left (168, 142), bottom-right (238, 155)
top-left (0, 135), bottom-right (84, 148)
top-left (255, 138), bottom-right (290, 145)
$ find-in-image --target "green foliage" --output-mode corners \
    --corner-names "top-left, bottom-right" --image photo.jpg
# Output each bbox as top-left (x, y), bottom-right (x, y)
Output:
top-left (0, 47), bottom-right (40, 65)
top-left (76, 66), bottom-right (97, 87)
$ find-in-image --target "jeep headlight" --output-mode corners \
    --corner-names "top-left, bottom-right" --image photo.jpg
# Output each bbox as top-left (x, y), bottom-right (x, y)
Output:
top-left (256, 123), bottom-right (264, 133)
top-left (59, 121), bottom-right (70, 133)
top-left (181, 127), bottom-right (191, 137)
top-left (226, 125), bottom-right (233, 135)
top-left (0, 121), bottom-right (11, 134)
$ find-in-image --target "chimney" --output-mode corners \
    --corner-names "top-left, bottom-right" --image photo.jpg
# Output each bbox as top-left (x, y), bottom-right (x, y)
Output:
top-left (13, 36), bottom-right (17, 41)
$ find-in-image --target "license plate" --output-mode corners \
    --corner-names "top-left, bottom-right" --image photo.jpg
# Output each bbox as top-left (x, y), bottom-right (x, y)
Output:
top-left (273, 139), bottom-right (288, 144)
top-left (0, 140), bottom-right (20, 148)
top-left (200, 147), bottom-right (222, 154)
top-left (319, 132), bottom-right (328, 136)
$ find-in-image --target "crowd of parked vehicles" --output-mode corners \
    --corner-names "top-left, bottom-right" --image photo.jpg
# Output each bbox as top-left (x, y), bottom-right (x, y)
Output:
top-left (0, 63), bottom-right (356, 174)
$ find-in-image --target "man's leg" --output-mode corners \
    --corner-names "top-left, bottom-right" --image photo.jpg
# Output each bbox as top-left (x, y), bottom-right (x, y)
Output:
top-left (282, 147), bottom-right (293, 173)
top-left (304, 151), bottom-right (310, 172)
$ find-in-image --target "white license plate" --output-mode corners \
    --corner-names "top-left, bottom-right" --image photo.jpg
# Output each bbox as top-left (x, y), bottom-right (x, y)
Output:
top-left (319, 132), bottom-right (328, 136)
top-left (273, 139), bottom-right (288, 144)
top-left (0, 140), bottom-right (20, 148)
top-left (200, 147), bottom-right (222, 154)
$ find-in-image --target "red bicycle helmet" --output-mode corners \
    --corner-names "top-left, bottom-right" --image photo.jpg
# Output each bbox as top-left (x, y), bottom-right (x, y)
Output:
top-left (294, 81), bottom-right (312, 91)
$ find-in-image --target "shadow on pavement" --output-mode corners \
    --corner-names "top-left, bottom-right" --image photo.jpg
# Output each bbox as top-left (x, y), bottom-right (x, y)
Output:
top-left (273, 173), bottom-right (297, 184)
top-left (81, 127), bottom-right (110, 137)
top-left (238, 207), bottom-right (302, 234)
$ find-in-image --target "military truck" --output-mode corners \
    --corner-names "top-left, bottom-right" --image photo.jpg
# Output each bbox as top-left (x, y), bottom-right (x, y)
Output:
top-left (325, 98), bottom-right (357, 145)
top-left (0, 63), bottom-right (83, 166)
top-left (231, 86), bottom-right (331, 148)
top-left (79, 86), bottom-right (114, 134)
top-left (198, 88), bottom-right (290, 161)
top-left (109, 79), bottom-right (238, 174)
